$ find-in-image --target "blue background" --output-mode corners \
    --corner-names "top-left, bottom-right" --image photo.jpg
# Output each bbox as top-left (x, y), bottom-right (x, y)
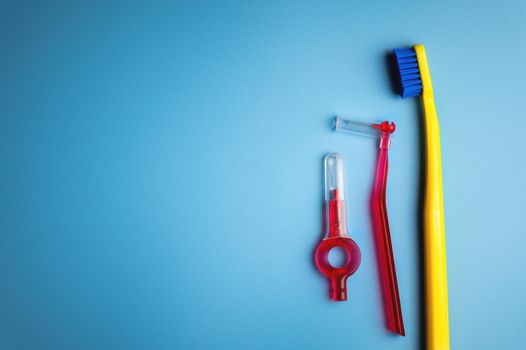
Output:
top-left (1, 1), bottom-right (525, 349)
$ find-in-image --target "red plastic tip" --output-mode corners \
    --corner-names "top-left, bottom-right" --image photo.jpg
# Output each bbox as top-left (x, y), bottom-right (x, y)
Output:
top-left (373, 121), bottom-right (396, 133)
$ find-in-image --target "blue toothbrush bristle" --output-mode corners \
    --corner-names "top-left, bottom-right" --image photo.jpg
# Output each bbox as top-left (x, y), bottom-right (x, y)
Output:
top-left (393, 48), bottom-right (422, 98)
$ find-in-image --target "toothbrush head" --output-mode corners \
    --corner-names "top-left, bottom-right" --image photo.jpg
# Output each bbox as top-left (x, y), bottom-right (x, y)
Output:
top-left (393, 45), bottom-right (434, 99)
top-left (393, 47), bottom-right (422, 98)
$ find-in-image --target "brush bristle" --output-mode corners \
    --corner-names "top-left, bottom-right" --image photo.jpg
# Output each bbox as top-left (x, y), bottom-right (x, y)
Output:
top-left (393, 48), bottom-right (422, 98)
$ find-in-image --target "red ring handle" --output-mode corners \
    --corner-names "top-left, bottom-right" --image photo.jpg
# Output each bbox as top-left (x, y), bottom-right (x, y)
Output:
top-left (314, 237), bottom-right (361, 301)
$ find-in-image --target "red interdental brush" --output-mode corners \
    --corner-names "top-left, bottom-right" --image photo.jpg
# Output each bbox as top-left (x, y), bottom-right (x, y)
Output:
top-left (335, 116), bottom-right (405, 336)
top-left (314, 153), bottom-right (361, 301)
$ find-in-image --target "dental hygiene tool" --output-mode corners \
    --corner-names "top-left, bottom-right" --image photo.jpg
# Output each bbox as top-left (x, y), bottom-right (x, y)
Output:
top-left (393, 45), bottom-right (449, 349)
top-left (335, 116), bottom-right (405, 336)
top-left (314, 153), bottom-right (361, 301)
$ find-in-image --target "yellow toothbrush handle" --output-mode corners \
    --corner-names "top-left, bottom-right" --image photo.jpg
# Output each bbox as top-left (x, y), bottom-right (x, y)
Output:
top-left (414, 44), bottom-right (450, 350)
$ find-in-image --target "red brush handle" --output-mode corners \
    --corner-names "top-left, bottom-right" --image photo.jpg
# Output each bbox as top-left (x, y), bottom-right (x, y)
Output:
top-left (314, 237), bottom-right (361, 301)
top-left (371, 123), bottom-right (405, 336)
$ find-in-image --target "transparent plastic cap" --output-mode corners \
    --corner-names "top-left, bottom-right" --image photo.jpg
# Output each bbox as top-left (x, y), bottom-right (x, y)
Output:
top-left (324, 153), bottom-right (348, 237)
top-left (334, 116), bottom-right (377, 138)
top-left (335, 116), bottom-right (396, 149)
top-left (324, 153), bottom-right (346, 202)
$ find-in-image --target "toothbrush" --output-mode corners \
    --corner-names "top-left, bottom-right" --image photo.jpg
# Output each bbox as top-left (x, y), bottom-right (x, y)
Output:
top-left (393, 45), bottom-right (450, 349)
top-left (335, 117), bottom-right (405, 336)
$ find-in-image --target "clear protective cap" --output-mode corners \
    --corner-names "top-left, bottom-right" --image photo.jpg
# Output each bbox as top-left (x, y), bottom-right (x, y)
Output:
top-left (324, 153), bottom-right (346, 202)
top-left (334, 116), bottom-right (378, 138)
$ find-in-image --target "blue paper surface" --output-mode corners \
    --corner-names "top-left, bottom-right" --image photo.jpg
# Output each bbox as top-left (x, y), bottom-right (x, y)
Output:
top-left (0, 1), bottom-right (525, 349)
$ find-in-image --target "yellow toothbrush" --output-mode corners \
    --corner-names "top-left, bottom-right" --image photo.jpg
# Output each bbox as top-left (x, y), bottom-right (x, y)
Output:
top-left (393, 44), bottom-right (450, 350)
